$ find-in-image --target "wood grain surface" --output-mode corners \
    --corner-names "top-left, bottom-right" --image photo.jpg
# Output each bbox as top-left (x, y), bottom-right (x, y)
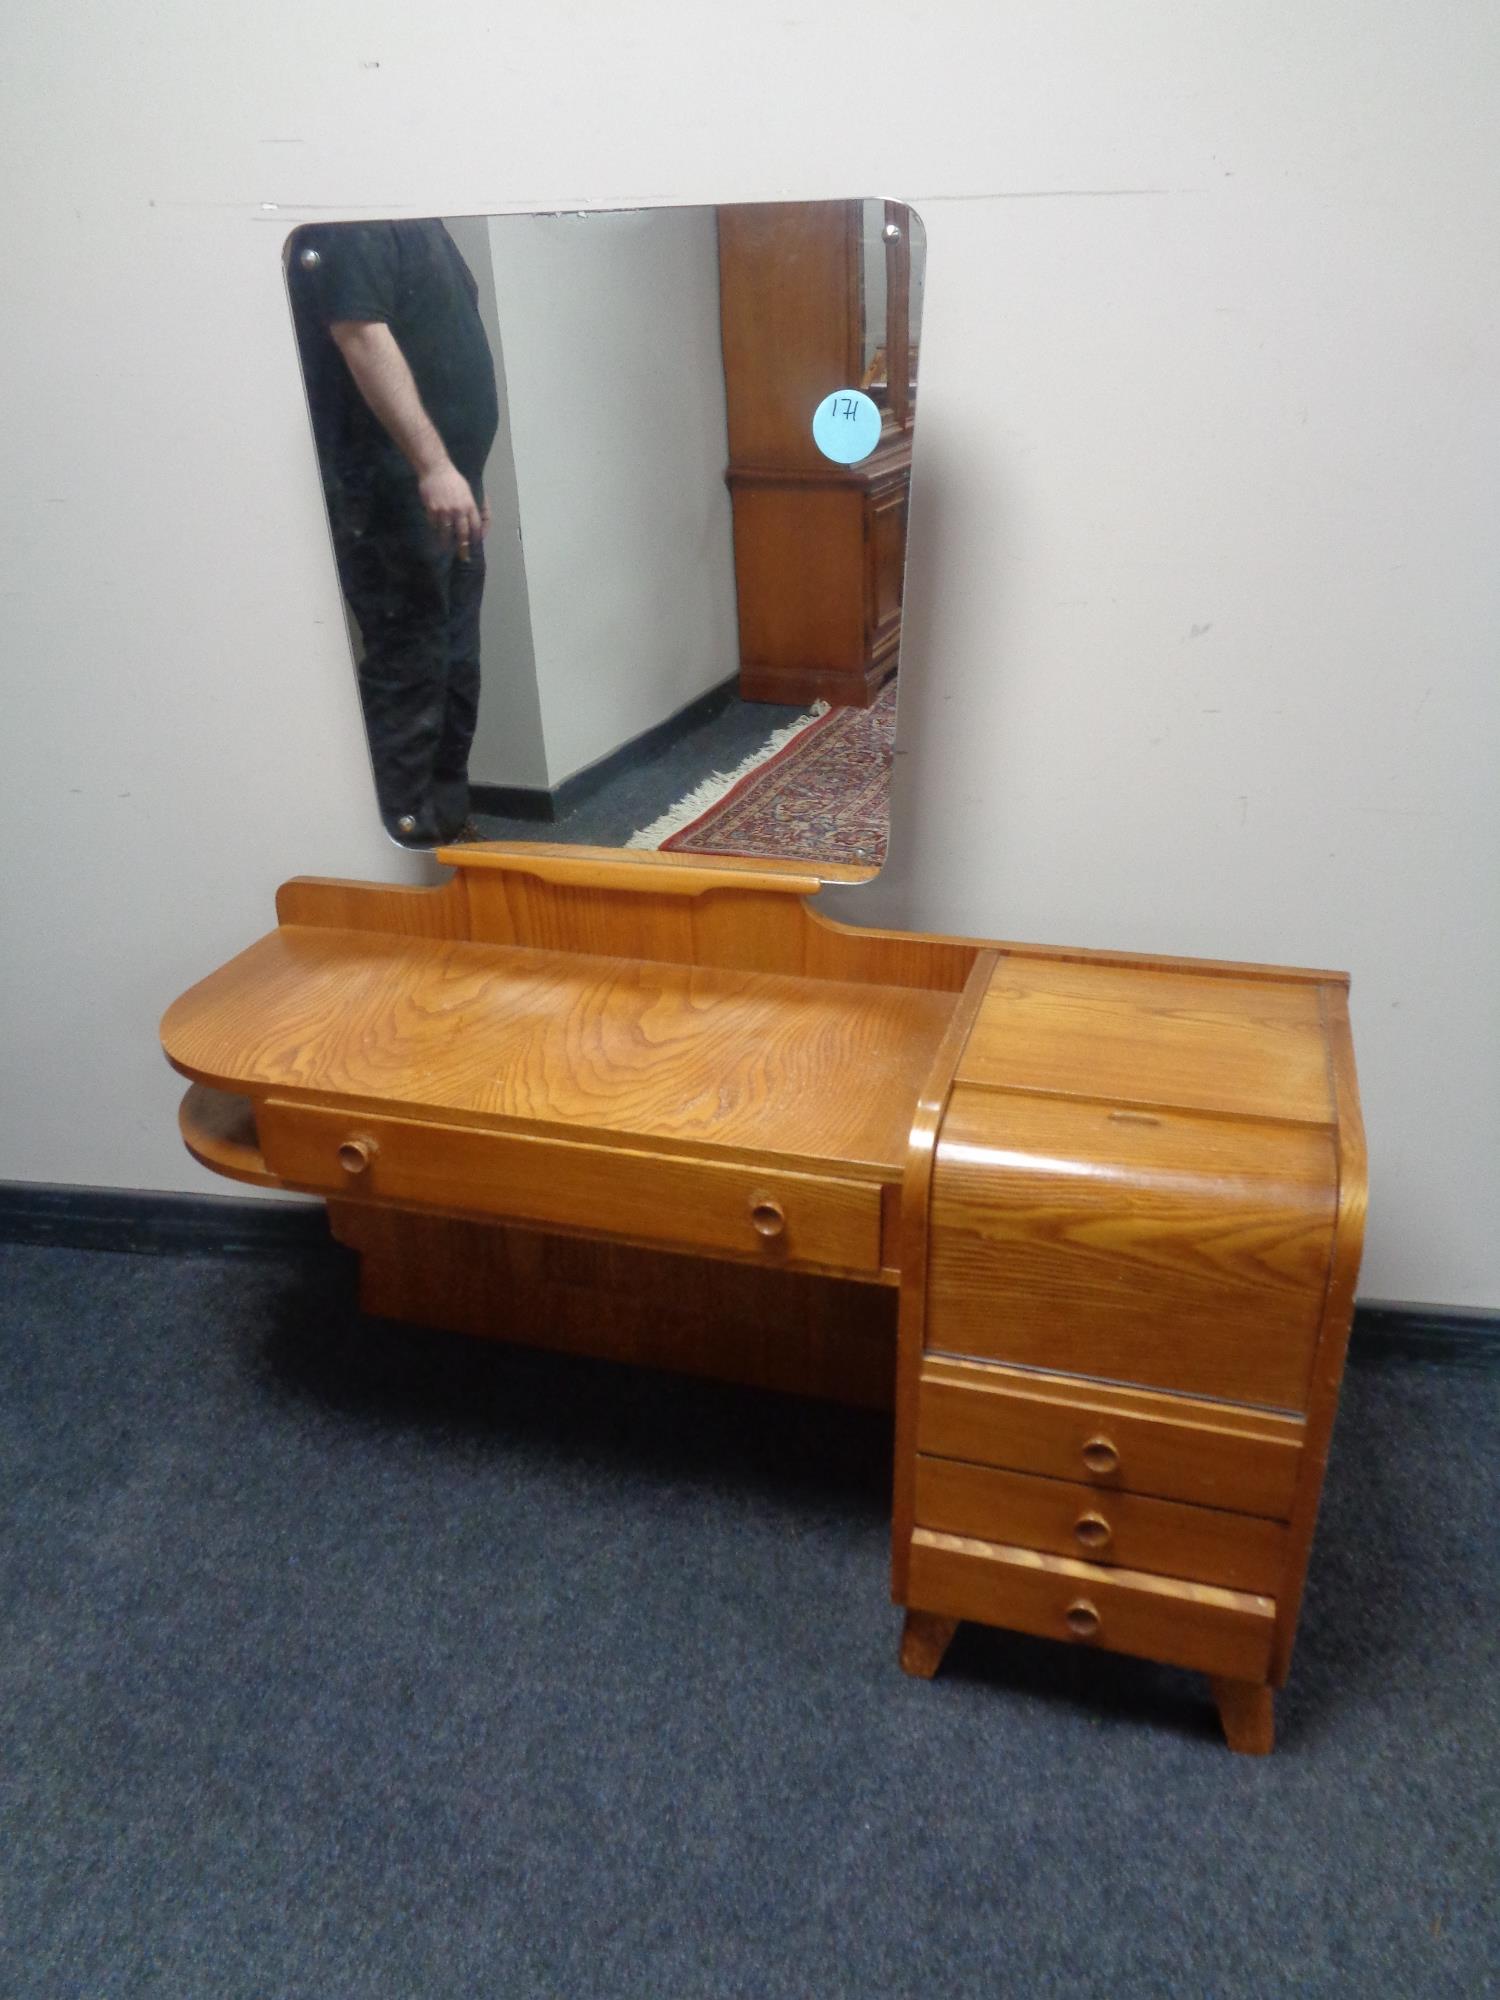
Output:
top-left (912, 1455), bottom-right (1287, 1595)
top-left (177, 1084), bottom-right (281, 1189)
top-left (163, 927), bottom-right (957, 1178)
top-left (276, 872), bottom-right (471, 938)
top-left (907, 1528), bottom-right (1277, 1682)
top-left (166, 847), bottom-right (1366, 1747)
top-left (961, 958), bottom-right (1335, 1125)
top-left (717, 201), bottom-right (862, 473)
top-left (891, 952), bottom-right (999, 1598)
top-left (1211, 1676), bottom-right (1276, 1755)
top-left (915, 1356), bottom-right (1303, 1517)
top-left (927, 1086), bottom-right (1337, 1409)
top-left (329, 1204), bottom-right (899, 1409)
top-left (260, 1099), bottom-right (888, 1279)
top-left (279, 853), bottom-right (974, 990)
top-left (897, 1611), bottom-right (958, 1679)
top-left (272, 846), bottom-right (1348, 984)
top-left (444, 846), bottom-right (830, 898)
top-left (1270, 981), bottom-right (1370, 1681)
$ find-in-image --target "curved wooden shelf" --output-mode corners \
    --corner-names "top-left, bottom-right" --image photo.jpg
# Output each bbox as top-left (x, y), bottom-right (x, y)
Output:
top-left (178, 1083), bottom-right (280, 1188)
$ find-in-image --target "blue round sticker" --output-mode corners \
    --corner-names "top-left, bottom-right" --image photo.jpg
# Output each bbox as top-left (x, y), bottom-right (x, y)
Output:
top-left (811, 388), bottom-right (882, 465)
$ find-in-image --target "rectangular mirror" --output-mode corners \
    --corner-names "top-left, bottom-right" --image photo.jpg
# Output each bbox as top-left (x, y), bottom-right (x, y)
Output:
top-left (286, 199), bottom-right (926, 869)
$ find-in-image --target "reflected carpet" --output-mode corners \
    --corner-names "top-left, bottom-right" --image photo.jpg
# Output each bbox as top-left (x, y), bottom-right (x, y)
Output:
top-left (632, 679), bottom-right (897, 867)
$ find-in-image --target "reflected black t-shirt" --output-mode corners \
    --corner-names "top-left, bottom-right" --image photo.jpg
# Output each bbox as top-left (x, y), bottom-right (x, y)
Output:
top-left (288, 219), bottom-right (499, 489)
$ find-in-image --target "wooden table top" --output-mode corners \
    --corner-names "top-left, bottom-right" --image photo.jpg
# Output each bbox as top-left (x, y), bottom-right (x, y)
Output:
top-left (162, 925), bottom-right (958, 1177)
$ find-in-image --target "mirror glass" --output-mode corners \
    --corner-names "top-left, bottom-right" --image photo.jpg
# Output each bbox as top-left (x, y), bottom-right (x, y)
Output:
top-left (286, 200), bottom-right (926, 869)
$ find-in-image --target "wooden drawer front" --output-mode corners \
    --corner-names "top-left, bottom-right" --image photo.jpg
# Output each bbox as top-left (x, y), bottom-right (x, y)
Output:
top-left (917, 1359), bottom-right (1302, 1519)
top-left (257, 1100), bottom-right (884, 1276)
top-left (914, 1456), bottom-right (1287, 1596)
top-left (908, 1528), bottom-right (1276, 1682)
top-left (928, 1086), bottom-right (1337, 1410)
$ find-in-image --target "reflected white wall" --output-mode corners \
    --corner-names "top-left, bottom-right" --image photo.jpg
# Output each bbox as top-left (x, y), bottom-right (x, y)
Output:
top-left (442, 213), bottom-right (548, 792)
top-left (489, 207), bottom-right (739, 788)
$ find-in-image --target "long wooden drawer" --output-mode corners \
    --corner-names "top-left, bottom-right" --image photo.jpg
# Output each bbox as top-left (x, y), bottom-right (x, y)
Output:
top-left (256, 1099), bottom-right (886, 1277)
top-left (917, 1357), bottom-right (1303, 1520)
top-left (908, 1528), bottom-right (1276, 1682)
top-left (913, 1455), bottom-right (1287, 1595)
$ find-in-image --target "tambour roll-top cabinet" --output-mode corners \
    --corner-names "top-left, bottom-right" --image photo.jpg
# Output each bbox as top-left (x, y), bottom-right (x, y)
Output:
top-left (161, 846), bottom-right (1364, 1753)
top-left (718, 201), bottom-right (915, 708)
top-left (895, 956), bottom-right (1365, 1754)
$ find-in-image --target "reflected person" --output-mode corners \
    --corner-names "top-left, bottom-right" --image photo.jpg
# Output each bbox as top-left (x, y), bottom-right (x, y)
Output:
top-left (289, 220), bottom-right (499, 845)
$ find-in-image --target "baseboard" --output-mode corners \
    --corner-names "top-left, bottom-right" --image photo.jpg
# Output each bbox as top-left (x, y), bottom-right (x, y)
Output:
top-left (0, 1181), bottom-right (329, 1257)
top-left (470, 674), bottom-right (740, 826)
top-left (1344, 1300), bottom-right (1500, 1368)
top-left (467, 781), bottom-right (556, 822)
top-left (3, 1182), bottom-right (1497, 1365)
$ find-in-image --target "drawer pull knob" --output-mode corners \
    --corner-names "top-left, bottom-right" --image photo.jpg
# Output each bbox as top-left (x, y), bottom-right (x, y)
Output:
top-left (749, 1197), bottom-right (787, 1239)
top-left (1081, 1436), bottom-right (1120, 1476)
top-left (1065, 1599), bottom-right (1101, 1639)
top-left (337, 1138), bottom-right (375, 1175)
top-left (1074, 1512), bottom-right (1113, 1552)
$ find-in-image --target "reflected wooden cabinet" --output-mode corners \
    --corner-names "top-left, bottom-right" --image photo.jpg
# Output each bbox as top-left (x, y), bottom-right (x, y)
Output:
top-left (719, 201), bottom-right (916, 708)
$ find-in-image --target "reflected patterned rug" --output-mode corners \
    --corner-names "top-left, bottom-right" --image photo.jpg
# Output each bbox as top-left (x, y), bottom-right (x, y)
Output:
top-left (628, 680), bottom-right (897, 867)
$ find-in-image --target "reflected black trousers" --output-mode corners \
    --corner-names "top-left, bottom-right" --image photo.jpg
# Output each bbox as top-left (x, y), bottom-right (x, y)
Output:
top-left (328, 469), bottom-right (484, 846)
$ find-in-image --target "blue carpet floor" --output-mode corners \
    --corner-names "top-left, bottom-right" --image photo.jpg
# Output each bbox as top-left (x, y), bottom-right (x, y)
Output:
top-left (1, 1239), bottom-right (1495, 1998)
top-left (471, 693), bottom-right (812, 849)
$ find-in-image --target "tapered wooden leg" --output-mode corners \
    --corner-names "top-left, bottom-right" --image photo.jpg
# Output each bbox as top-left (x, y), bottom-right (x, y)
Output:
top-left (1211, 1676), bottom-right (1275, 1755)
top-left (900, 1610), bottom-right (959, 1679)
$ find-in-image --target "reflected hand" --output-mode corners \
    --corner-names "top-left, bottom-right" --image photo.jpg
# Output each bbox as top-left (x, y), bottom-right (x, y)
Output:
top-left (418, 463), bottom-right (484, 560)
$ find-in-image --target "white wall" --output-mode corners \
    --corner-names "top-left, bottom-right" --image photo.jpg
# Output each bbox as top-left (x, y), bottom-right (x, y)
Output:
top-left (442, 214), bottom-right (549, 792)
top-left (2, 2), bottom-right (1497, 1308)
top-left (490, 207), bottom-right (740, 785)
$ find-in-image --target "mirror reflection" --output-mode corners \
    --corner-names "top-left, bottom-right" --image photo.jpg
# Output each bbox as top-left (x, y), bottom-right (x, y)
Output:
top-left (286, 200), bottom-right (925, 867)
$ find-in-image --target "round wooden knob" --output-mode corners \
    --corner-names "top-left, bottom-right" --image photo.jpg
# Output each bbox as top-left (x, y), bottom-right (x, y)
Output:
top-left (1065, 1598), bottom-right (1101, 1639)
top-left (749, 1197), bottom-right (787, 1239)
top-left (1081, 1435), bottom-right (1120, 1477)
top-left (337, 1137), bottom-right (375, 1175)
top-left (1074, 1511), bottom-right (1113, 1552)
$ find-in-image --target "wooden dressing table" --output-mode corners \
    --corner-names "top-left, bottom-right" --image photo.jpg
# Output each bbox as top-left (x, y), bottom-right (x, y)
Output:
top-left (162, 844), bottom-right (1364, 1753)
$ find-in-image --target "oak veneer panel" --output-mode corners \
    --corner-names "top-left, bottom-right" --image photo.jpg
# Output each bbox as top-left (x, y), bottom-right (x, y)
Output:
top-left (729, 484), bottom-right (867, 672)
top-left (275, 872), bottom-right (470, 938)
top-left (913, 1456), bottom-right (1288, 1595)
top-left (443, 846), bottom-right (829, 895)
top-left (271, 850), bottom-right (1339, 994)
top-left (278, 849), bottom-right (980, 993)
top-left (907, 1529), bottom-right (1276, 1682)
top-left (717, 201), bottom-right (860, 473)
top-left (456, 870), bottom-right (979, 990)
top-left (260, 1100), bottom-right (886, 1278)
top-left (1213, 1678), bottom-right (1276, 1755)
top-left (177, 1084), bottom-right (281, 1189)
top-left (960, 960), bottom-right (1335, 1126)
top-left (899, 1612), bottom-right (958, 1679)
top-left (1271, 982), bottom-right (1369, 1683)
top-left (916, 1358), bottom-right (1303, 1519)
top-left (329, 1205), bottom-right (898, 1410)
top-left (928, 1087), bottom-right (1337, 1409)
top-left (162, 927), bottom-right (955, 1178)
top-left (891, 953), bottom-right (1002, 1599)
